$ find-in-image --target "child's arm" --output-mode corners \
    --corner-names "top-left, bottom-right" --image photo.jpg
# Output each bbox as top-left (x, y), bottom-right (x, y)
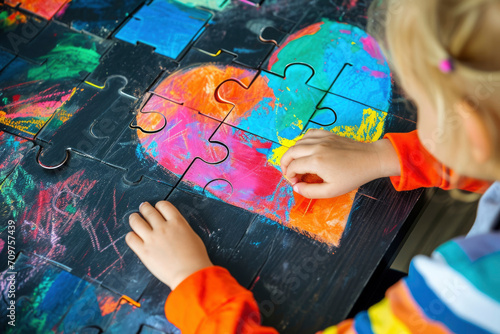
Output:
top-left (126, 201), bottom-right (278, 334)
top-left (127, 201), bottom-right (500, 334)
top-left (281, 129), bottom-right (490, 199)
top-left (384, 130), bottom-right (490, 193)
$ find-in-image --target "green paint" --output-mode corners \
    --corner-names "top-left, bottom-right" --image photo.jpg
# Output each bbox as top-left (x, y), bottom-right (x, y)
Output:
top-left (0, 166), bottom-right (35, 220)
top-left (65, 204), bottom-right (77, 214)
top-left (27, 34), bottom-right (101, 81)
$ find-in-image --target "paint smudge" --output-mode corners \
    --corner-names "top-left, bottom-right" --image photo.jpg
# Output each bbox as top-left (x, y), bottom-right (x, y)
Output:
top-left (0, 8), bottom-right (27, 31)
top-left (0, 131), bottom-right (33, 184)
top-left (135, 95), bottom-right (227, 178)
top-left (0, 29), bottom-right (104, 138)
top-left (4, 0), bottom-right (69, 20)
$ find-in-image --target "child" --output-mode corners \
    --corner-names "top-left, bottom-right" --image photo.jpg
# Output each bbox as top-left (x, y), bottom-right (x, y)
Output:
top-left (125, 0), bottom-right (500, 332)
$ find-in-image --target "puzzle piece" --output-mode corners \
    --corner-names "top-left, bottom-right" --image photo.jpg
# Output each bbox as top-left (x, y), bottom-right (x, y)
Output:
top-left (193, 0), bottom-right (294, 68)
top-left (0, 4), bottom-right (46, 55)
top-left (0, 252), bottom-right (88, 333)
top-left (0, 21), bottom-right (112, 139)
top-left (54, 0), bottom-right (146, 38)
top-left (5, 0), bottom-right (69, 20)
top-left (216, 64), bottom-right (332, 144)
top-left (115, 0), bottom-right (212, 60)
top-left (178, 123), bottom-right (357, 247)
top-left (151, 48), bottom-right (257, 119)
top-left (0, 49), bottom-right (15, 70)
top-left (265, 18), bottom-right (392, 111)
top-left (308, 93), bottom-right (416, 139)
top-left (36, 76), bottom-right (136, 169)
top-left (0, 147), bottom-right (172, 300)
top-left (103, 94), bottom-right (228, 184)
top-left (18, 21), bottom-right (112, 68)
top-left (55, 278), bottom-right (122, 333)
top-left (0, 131), bottom-right (33, 184)
top-left (86, 40), bottom-right (178, 98)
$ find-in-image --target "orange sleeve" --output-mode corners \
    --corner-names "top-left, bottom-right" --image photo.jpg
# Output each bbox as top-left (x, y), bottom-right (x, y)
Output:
top-left (384, 130), bottom-right (490, 193)
top-left (165, 266), bottom-right (278, 334)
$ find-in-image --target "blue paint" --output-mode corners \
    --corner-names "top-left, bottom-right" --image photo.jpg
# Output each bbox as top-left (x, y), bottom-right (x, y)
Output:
top-left (55, 0), bottom-right (145, 38)
top-left (115, 0), bottom-right (212, 59)
top-left (0, 49), bottom-right (15, 71)
top-left (233, 48), bottom-right (257, 54)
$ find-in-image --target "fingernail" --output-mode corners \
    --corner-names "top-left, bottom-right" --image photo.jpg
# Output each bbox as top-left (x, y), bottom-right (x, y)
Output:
top-left (293, 185), bottom-right (300, 194)
top-left (139, 202), bottom-right (147, 209)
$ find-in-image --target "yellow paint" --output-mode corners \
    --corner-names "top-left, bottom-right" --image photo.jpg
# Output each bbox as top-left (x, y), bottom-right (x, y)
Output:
top-left (368, 298), bottom-right (411, 334)
top-left (286, 87), bottom-right (290, 91)
top-left (321, 326), bottom-right (338, 334)
top-left (0, 115), bottom-right (43, 136)
top-left (351, 41), bottom-right (356, 45)
top-left (84, 81), bottom-right (105, 89)
top-left (267, 108), bottom-right (386, 168)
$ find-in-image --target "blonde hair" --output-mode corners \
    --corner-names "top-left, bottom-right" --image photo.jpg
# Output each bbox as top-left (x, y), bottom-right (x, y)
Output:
top-left (367, 0), bottom-right (500, 174)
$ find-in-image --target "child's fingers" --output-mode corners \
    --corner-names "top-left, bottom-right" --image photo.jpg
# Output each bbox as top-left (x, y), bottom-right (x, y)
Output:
top-left (139, 202), bottom-right (167, 228)
top-left (285, 156), bottom-right (318, 179)
top-left (292, 182), bottom-right (333, 199)
top-left (280, 145), bottom-right (314, 173)
top-left (125, 231), bottom-right (144, 252)
top-left (155, 201), bottom-right (183, 223)
top-left (303, 128), bottom-right (332, 139)
top-left (129, 213), bottom-right (153, 238)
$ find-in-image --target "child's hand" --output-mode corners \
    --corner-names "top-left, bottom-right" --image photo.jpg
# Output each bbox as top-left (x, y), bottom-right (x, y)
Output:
top-left (126, 201), bottom-right (213, 290)
top-left (280, 129), bottom-right (401, 199)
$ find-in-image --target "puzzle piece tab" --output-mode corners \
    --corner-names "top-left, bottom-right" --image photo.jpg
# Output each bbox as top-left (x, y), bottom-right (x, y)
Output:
top-left (103, 94), bottom-right (228, 184)
top-left (54, 0), bottom-right (145, 38)
top-left (5, 0), bottom-right (69, 20)
top-left (36, 76), bottom-right (136, 169)
top-left (193, 1), bottom-right (294, 68)
top-left (115, 0), bottom-right (212, 59)
top-left (151, 50), bottom-right (257, 119)
top-left (216, 64), bottom-right (332, 144)
top-left (265, 19), bottom-right (392, 112)
top-left (86, 40), bottom-right (179, 98)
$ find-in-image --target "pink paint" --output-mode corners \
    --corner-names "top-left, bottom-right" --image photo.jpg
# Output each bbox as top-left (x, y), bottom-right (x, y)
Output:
top-left (361, 66), bottom-right (389, 79)
top-left (360, 36), bottom-right (386, 64)
top-left (136, 96), bottom-right (228, 176)
top-left (339, 29), bottom-right (352, 34)
top-left (181, 124), bottom-right (290, 223)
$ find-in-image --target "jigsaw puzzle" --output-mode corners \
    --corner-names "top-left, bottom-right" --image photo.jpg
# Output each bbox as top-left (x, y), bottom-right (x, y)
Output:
top-left (0, 0), bottom-right (425, 332)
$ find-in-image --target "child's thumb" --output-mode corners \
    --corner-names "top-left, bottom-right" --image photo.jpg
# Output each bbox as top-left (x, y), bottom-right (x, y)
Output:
top-left (292, 182), bottom-right (332, 199)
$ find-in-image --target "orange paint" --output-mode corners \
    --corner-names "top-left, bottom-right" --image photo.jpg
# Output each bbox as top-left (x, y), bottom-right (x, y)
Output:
top-left (153, 64), bottom-right (257, 120)
top-left (98, 295), bottom-right (121, 317)
top-left (289, 190), bottom-right (357, 247)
